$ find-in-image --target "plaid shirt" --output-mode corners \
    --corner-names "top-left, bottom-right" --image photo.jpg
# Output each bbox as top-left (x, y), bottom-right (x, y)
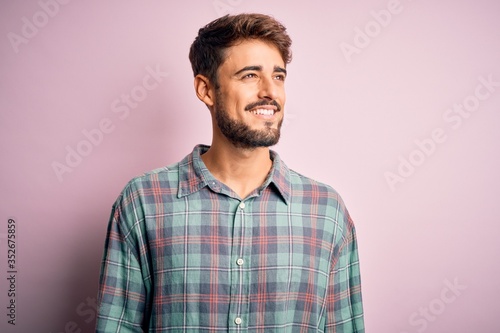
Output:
top-left (96, 145), bottom-right (364, 332)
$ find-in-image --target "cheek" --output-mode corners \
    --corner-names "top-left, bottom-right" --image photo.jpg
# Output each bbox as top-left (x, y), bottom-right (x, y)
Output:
top-left (278, 91), bottom-right (286, 108)
top-left (232, 91), bottom-right (255, 109)
top-left (226, 85), bottom-right (277, 110)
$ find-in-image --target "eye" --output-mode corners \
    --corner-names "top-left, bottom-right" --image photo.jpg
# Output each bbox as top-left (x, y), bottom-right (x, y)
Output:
top-left (274, 74), bottom-right (286, 81)
top-left (242, 73), bottom-right (258, 79)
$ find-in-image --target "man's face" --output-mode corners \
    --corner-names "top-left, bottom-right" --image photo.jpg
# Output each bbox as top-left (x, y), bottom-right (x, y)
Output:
top-left (213, 39), bottom-right (286, 149)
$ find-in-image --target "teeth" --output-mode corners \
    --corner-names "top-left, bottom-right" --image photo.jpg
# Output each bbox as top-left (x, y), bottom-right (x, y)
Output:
top-left (251, 109), bottom-right (274, 116)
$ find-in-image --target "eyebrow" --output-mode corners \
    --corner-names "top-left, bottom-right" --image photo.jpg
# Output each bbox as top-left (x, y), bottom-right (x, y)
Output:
top-left (234, 65), bottom-right (287, 76)
top-left (274, 66), bottom-right (287, 75)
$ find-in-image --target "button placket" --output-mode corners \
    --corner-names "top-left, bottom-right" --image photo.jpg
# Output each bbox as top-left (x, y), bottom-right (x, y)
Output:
top-left (229, 200), bottom-right (249, 329)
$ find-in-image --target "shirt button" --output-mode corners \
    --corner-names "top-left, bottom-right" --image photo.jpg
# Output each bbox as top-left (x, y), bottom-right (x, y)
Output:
top-left (236, 258), bottom-right (244, 266)
top-left (234, 317), bottom-right (242, 325)
top-left (239, 202), bottom-right (245, 209)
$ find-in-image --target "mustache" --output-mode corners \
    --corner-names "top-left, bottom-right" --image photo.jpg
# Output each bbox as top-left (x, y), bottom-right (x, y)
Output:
top-left (244, 99), bottom-right (282, 112)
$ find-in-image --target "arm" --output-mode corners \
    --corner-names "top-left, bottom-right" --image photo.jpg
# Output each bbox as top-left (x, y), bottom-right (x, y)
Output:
top-left (96, 199), bottom-right (151, 332)
top-left (325, 218), bottom-right (365, 332)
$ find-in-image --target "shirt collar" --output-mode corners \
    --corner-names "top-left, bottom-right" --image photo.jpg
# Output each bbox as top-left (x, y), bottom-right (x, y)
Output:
top-left (178, 144), bottom-right (291, 204)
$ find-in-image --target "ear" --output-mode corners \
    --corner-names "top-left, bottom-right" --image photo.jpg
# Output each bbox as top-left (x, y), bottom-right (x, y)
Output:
top-left (194, 74), bottom-right (215, 108)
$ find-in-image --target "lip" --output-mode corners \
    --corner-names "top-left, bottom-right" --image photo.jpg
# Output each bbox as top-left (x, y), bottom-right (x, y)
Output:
top-left (248, 107), bottom-right (279, 119)
top-left (250, 105), bottom-right (277, 110)
top-left (250, 104), bottom-right (279, 112)
top-left (245, 100), bottom-right (282, 119)
top-left (248, 105), bottom-right (278, 112)
top-left (245, 100), bottom-right (282, 113)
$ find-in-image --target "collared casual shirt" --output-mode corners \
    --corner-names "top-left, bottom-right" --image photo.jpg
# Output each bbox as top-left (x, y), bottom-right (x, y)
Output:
top-left (96, 145), bottom-right (364, 332)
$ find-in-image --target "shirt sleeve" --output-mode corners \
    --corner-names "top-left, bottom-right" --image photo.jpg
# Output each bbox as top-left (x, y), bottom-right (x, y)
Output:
top-left (325, 215), bottom-right (365, 332)
top-left (96, 195), bottom-right (151, 332)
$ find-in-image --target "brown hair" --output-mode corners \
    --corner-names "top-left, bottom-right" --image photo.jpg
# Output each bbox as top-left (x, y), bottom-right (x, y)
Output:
top-left (189, 13), bottom-right (292, 88)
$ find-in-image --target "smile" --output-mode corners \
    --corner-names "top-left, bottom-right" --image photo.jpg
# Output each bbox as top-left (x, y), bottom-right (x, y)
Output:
top-left (251, 108), bottom-right (276, 116)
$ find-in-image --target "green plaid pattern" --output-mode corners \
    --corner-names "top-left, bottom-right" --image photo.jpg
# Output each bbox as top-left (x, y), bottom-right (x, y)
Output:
top-left (96, 145), bottom-right (364, 332)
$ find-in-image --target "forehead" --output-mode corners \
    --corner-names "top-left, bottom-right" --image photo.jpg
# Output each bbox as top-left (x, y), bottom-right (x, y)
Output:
top-left (220, 39), bottom-right (285, 71)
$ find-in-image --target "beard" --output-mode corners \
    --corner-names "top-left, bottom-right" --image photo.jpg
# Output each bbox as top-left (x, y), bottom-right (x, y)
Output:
top-left (214, 90), bottom-right (283, 149)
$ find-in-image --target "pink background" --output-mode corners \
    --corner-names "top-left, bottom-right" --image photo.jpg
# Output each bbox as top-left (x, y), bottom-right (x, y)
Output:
top-left (1, 0), bottom-right (500, 332)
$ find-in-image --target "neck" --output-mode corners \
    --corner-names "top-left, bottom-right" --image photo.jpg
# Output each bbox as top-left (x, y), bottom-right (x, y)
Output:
top-left (201, 140), bottom-right (273, 199)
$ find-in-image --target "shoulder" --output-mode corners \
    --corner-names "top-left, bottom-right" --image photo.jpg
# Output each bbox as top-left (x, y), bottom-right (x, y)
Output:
top-left (287, 168), bottom-right (353, 228)
top-left (129, 163), bottom-right (178, 188)
top-left (114, 161), bottom-right (181, 206)
top-left (288, 168), bottom-right (343, 202)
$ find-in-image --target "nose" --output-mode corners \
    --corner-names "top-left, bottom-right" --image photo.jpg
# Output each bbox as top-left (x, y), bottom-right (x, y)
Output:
top-left (258, 76), bottom-right (279, 100)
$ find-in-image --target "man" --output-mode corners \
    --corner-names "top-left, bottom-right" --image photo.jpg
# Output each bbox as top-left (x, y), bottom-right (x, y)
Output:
top-left (96, 13), bottom-right (364, 332)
